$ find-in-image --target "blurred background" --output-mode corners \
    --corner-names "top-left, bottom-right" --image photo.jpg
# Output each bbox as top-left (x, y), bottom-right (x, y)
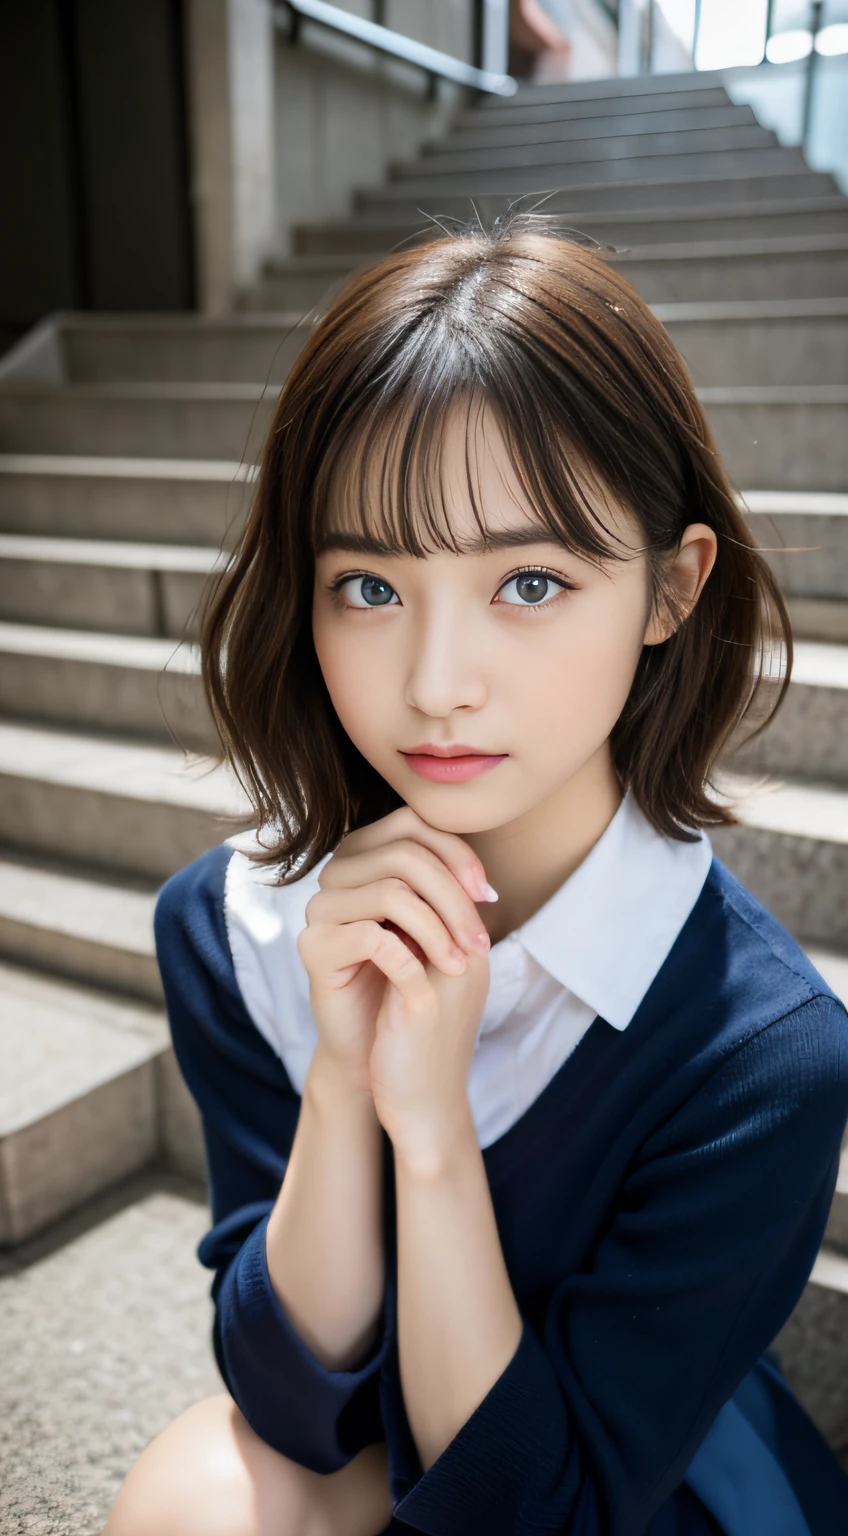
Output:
top-left (1, 4), bottom-right (848, 1532)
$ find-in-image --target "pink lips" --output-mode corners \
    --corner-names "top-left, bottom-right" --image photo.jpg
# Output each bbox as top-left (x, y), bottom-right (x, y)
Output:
top-left (399, 750), bottom-right (508, 783)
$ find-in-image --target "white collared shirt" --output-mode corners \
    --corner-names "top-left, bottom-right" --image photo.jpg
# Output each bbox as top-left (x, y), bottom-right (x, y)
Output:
top-left (223, 788), bottom-right (714, 1150)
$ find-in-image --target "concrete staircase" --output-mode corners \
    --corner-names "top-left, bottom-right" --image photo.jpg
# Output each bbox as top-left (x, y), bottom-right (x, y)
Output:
top-left (3, 64), bottom-right (848, 1461)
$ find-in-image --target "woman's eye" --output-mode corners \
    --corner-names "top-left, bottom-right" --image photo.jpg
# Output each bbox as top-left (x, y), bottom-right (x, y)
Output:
top-left (496, 569), bottom-right (572, 609)
top-left (328, 566), bottom-right (574, 612)
top-left (332, 574), bottom-right (399, 609)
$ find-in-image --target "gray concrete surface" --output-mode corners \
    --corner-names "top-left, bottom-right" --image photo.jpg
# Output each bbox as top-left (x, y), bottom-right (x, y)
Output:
top-left (0, 1171), bottom-right (219, 1536)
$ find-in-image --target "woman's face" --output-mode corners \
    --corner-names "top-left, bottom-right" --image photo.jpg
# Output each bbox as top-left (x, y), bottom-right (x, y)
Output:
top-left (312, 406), bottom-right (707, 838)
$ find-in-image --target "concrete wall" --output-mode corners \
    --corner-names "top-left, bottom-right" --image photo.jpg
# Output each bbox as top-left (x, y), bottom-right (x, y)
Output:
top-left (184, 0), bottom-right (277, 314)
top-left (271, 0), bottom-right (476, 260)
top-left (184, 0), bottom-right (479, 309)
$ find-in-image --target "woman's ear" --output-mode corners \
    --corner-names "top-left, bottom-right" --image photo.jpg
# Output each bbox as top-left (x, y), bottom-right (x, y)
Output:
top-left (643, 523), bottom-right (718, 646)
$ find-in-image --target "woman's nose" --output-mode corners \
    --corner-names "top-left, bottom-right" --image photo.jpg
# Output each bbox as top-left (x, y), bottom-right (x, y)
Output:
top-left (403, 613), bottom-right (489, 716)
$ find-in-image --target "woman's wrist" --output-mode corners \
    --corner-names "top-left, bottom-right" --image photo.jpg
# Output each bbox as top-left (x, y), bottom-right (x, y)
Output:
top-left (390, 1102), bottom-right (479, 1182)
top-left (306, 1046), bottom-right (378, 1115)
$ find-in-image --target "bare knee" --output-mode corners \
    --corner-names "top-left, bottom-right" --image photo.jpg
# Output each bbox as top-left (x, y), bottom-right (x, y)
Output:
top-left (102, 1391), bottom-right (325, 1536)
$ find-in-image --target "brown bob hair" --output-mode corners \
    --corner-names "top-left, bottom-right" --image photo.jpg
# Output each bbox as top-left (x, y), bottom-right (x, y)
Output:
top-left (202, 215), bottom-right (792, 878)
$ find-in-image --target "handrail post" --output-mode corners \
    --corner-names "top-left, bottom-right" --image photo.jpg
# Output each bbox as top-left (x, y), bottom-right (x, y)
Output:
top-left (618, 0), bottom-right (652, 76)
top-left (763, 0), bottom-right (775, 62)
top-left (801, 0), bottom-right (823, 155)
top-left (480, 0), bottom-right (509, 78)
top-left (641, 0), bottom-right (654, 73)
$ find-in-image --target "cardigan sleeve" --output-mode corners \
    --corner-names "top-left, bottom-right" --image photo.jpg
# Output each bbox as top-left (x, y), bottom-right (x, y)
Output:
top-left (153, 845), bottom-right (394, 1472)
top-left (391, 991), bottom-right (848, 1536)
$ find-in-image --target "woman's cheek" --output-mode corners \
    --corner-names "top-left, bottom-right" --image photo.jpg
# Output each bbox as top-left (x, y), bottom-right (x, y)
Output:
top-left (541, 623), bottom-right (640, 752)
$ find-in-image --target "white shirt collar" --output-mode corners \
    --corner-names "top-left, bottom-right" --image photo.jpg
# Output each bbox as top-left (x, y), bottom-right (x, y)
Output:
top-left (508, 787), bottom-right (713, 1031)
top-left (228, 787), bottom-right (713, 1039)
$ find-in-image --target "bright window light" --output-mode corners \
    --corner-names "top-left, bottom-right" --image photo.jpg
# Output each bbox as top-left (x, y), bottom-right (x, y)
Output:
top-left (816, 23), bottom-right (848, 56)
top-left (655, 0), bottom-right (697, 50)
top-left (695, 0), bottom-right (768, 69)
top-left (766, 29), bottom-right (813, 63)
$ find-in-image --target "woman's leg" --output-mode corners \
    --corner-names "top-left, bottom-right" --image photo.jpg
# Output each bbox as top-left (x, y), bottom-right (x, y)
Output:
top-left (102, 1391), bottom-right (394, 1536)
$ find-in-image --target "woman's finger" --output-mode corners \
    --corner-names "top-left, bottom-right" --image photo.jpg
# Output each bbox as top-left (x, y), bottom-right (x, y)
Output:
top-left (333, 805), bottom-right (497, 906)
top-left (318, 842), bottom-right (490, 958)
top-left (367, 924), bottom-right (432, 1012)
top-left (304, 879), bottom-right (468, 976)
top-left (299, 918), bottom-right (432, 1004)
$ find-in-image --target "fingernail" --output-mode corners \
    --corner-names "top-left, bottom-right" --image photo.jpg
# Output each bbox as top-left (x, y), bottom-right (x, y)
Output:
top-left (474, 930), bottom-right (491, 952)
top-left (478, 881), bottom-right (498, 902)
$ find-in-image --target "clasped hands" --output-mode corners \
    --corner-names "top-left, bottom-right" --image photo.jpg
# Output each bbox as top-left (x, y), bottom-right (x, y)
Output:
top-left (296, 805), bottom-right (496, 1168)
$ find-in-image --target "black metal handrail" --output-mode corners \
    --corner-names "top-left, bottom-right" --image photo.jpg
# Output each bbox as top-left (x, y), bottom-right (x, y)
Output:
top-left (273, 0), bottom-right (518, 97)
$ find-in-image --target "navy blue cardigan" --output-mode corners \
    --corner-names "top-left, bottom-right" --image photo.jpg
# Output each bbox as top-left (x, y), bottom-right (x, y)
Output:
top-left (155, 844), bottom-right (848, 1536)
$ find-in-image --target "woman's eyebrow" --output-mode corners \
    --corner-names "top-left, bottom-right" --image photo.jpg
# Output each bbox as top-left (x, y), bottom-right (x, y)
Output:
top-left (316, 526), bottom-right (567, 557)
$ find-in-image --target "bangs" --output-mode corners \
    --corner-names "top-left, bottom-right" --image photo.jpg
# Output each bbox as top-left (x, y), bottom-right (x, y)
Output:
top-left (309, 379), bottom-right (646, 570)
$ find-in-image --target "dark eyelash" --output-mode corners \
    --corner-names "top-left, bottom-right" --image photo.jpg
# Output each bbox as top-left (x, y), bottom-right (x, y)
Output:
top-left (325, 565), bottom-right (577, 614)
top-left (502, 565), bottom-right (577, 613)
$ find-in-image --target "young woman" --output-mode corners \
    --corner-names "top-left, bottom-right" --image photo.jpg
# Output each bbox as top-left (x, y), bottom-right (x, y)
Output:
top-left (104, 222), bottom-right (848, 1536)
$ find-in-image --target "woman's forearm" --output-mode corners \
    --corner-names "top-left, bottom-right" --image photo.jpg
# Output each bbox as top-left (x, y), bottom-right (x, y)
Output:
top-left (265, 1046), bottom-right (386, 1372)
top-left (394, 1111), bottom-right (524, 1472)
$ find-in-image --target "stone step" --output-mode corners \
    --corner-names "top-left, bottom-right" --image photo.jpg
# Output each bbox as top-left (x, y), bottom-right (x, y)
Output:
top-left (615, 235), bottom-right (848, 304)
top-left (0, 453), bottom-right (252, 544)
top-left (710, 769), bottom-right (848, 950)
top-left (380, 145), bottom-right (809, 197)
top-left (658, 299), bottom-right (848, 387)
top-left (700, 388), bottom-right (848, 491)
top-left (0, 622), bottom-right (212, 749)
top-left (788, 600), bottom-right (848, 643)
top-left (1, 313), bottom-right (308, 386)
top-left (357, 168), bottom-right (838, 217)
top-left (8, 303), bottom-right (848, 398)
top-left (496, 70), bottom-right (730, 105)
top-left (0, 382), bottom-right (279, 459)
top-left (245, 256), bottom-right (375, 312)
top-left (10, 313), bottom-right (307, 386)
top-left (294, 197), bottom-right (848, 256)
top-left (404, 122), bottom-right (777, 178)
top-left (0, 853), bottom-right (160, 1003)
top-left (743, 492), bottom-right (848, 602)
top-left (725, 640), bottom-right (848, 782)
top-left (451, 86), bottom-right (734, 131)
top-left (0, 959), bottom-right (168, 1244)
top-left (251, 234), bottom-right (848, 312)
top-left (0, 534), bottom-right (217, 639)
top-left (0, 720), bottom-right (250, 882)
top-left (435, 102), bottom-right (756, 152)
top-left (0, 377), bottom-right (841, 488)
